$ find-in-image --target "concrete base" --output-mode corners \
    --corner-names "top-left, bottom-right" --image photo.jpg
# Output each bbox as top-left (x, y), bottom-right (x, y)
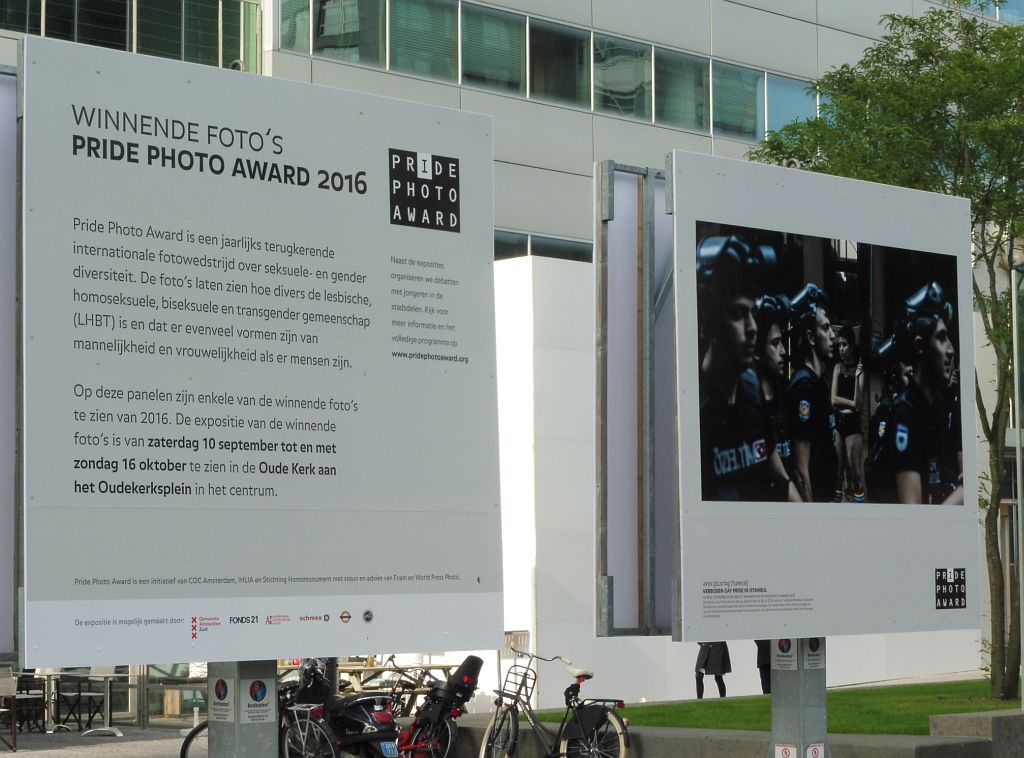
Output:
top-left (931, 709), bottom-right (1024, 758)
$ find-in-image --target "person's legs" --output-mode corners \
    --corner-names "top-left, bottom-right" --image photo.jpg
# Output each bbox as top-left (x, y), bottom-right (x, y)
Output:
top-left (695, 672), bottom-right (705, 699)
top-left (848, 433), bottom-right (865, 502)
top-left (714, 675), bottom-right (726, 697)
top-left (834, 434), bottom-right (848, 501)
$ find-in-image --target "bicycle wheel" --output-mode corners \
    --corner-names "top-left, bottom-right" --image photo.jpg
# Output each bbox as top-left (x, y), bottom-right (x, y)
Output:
top-left (179, 721), bottom-right (208, 758)
top-left (408, 718), bottom-right (456, 758)
top-left (558, 710), bottom-right (626, 758)
top-left (479, 705), bottom-right (518, 758)
top-left (280, 715), bottom-right (339, 758)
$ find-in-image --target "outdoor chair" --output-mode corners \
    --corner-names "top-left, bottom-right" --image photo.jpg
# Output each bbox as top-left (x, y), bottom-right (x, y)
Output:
top-left (56, 668), bottom-right (105, 730)
top-left (0, 667), bottom-right (16, 751)
top-left (14, 672), bottom-right (45, 733)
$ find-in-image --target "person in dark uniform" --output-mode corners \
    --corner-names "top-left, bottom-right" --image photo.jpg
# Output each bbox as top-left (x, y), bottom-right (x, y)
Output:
top-left (697, 236), bottom-right (800, 502)
top-left (864, 333), bottom-right (910, 503)
top-left (695, 641), bottom-right (731, 698)
top-left (755, 294), bottom-right (795, 483)
top-left (884, 282), bottom-right (963, 504)
top-left (832, 325), bottom-right (865, 502)
top-left (786, 284), bottom-right (838, 502)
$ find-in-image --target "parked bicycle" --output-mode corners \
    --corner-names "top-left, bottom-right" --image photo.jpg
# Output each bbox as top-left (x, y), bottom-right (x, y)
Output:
top-left (398, 654), bottom-right (482, 758)
top-left (479, 649), bottom-right (628, 758)
top-left (372, 654), bottom-right (444, 718)
top-left (180, 659), bottom-right (401, 758)
top-left (279, 658), bottom-right (400, 758)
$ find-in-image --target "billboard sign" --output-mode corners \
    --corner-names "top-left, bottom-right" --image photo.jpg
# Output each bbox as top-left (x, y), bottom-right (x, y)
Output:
top-left (20, 37), bottom-right (501, 666)
top-left (0, 72), bottom-right (14, 657)
top-left (674, 151), bottom-right (977, 640)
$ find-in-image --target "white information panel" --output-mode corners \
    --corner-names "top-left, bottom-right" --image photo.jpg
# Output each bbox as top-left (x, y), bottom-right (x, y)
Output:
top-left (674, 151), bottom-right (977, 640)
top-left (0, 73), bottom-right (15, 657)
top-left (20, 37), bottom-right (501, 666)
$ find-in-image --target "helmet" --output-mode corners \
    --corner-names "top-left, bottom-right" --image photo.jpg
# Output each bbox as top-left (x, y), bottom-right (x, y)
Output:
top-left (895, 281), bottom-right (954, 361)
top-left (904, 281), bottom-right (953, 325)
top-left (696, 235), bottom-right (776, 325)
top-left (790, 283), bottom-right (830, 332)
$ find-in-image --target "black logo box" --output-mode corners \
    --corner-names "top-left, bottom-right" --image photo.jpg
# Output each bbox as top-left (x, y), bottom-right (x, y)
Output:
top-left (389, 148), bottom-right (461, 233)
top-left (935, 568), bottom-right (967, 609)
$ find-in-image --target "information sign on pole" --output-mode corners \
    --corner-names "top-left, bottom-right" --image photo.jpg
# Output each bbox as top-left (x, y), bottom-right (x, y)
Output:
top-left (19, 37), bottom-right (501, 666)
top-left (0, 73), bottom-right (15, 658)
top-left (673, 151), bottom-right (977, 642)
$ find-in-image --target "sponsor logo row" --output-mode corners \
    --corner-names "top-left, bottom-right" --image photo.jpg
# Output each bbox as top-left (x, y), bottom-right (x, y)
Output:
top-left (190, 609), bottom-right (373, 637)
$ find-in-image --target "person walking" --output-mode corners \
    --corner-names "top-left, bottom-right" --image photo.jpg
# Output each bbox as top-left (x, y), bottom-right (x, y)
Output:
top-left (695, 641), bottom-right (731, 698)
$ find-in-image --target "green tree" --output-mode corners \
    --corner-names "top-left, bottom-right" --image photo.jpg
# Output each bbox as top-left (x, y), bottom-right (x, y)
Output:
top-left (748, 0), bottom-right (1024, 699)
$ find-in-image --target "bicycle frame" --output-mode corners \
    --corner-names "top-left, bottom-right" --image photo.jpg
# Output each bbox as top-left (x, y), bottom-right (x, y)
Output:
top-left (511, 685), bottom-right (578, 756)
top-left (495, 651), bottom-right (625, 758)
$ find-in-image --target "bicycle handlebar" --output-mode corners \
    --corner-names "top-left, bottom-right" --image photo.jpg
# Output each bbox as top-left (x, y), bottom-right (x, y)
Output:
top-left (510, 648), bottom-right (573, 667)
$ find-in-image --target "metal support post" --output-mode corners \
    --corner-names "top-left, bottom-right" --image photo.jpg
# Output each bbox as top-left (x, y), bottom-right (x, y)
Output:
top-left (769, 638), bottom-right (829, 758)
top-left (207, 660), bottom-right (278, 757)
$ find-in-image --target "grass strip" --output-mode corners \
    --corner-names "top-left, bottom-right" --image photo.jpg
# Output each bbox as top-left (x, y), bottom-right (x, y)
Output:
top-left (536, 679), bottom-right (1020, 736)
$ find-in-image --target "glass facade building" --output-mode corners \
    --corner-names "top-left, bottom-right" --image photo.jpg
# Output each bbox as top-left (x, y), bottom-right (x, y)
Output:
top-left (275, 1), bottom-right (821, 142)
top-left (0, 0), bottom-right (261, 70)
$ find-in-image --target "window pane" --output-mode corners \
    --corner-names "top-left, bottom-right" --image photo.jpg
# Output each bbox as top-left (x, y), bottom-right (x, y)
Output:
top-left (594, 34), bottom-right (651, 119)
top-left (240, 0), bottom-right (260, 71)
top-left (77, 0), bottom-right (128, 49)
top-left (0, 0), bottom-right (41, 33)
top-left (495, 230), bottom-right (528, 260)
top-left (390, 0), bottom-right (455, 80)
top-left (767, 74), bottom-right (815, 132)
top-left (531, 236), bottom-right (592, 263)
top-left (136, 0), bottom-right (182, 58)
top-left (462, 3), bottom-right (524, 94)
top-left (712, 60), bottom-right (764, 140)
top-left (529, 19), bottom-right (589, 108)
top-left (223, 0), bottom-right (240, 66)
top-left (184, 0), bottom-right (219, 65)
top-left (315, 0), bottom-right (383, 65)
top-left (654, 47), bottom-right (709, 131)
top-left (44, 0), bottom-right (75, 40)
top-left (280, 0), bottom-right (309, 51)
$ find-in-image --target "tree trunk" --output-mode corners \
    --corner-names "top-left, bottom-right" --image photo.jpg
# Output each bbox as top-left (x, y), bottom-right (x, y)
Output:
top-left (986, 497), bottom-right (1006, 698)
top-left (1005, 564), bottom-right (1021, 699)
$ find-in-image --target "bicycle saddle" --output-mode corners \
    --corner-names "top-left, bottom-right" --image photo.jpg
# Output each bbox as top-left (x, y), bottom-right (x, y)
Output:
top-left (567, 667), bottom-right (593, 680)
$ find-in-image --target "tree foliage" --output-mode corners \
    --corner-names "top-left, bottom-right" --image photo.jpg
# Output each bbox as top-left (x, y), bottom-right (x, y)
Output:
top-left (748, 0), bottom-right (1024, 698)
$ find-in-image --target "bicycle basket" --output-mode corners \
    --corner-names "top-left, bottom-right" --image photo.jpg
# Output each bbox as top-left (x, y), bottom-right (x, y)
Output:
top-left (499, 664), bottom-right (536, 702)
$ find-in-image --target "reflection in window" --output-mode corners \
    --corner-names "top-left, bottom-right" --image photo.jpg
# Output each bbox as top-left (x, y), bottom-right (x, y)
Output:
top-left (594, 34), bottom-right (651, 119)
top-left (77, 0), bottom-right (128, 49)
top-left (655, 48), bottom-right (709, 132)
top-left (495, 230), bottom-right (528, 260)
top-left (0, 0), bottom-right (41, 33)
top-left (280, 0), bottom-right (309, 51)
top-left (529, 19), bottom-right (590, 108)
top-left (137, 0), bottom-right (182, 58)
top-left (390, 0), bottom-right (456, 80)
top-left (767, 74), bottom-right (815, 132)
top-left (531, 235), bottom-right (592, 263)
top-left (712, 61), bottom-right (764, 140)
top-left (185, 0), bottom-right (219, 65)
top-left (44, 0), bottom-right (74, 39)
top-left (314, 0), bottom-right (382, 64)
top-left (238, 0), bottom-right (260, 71)
top-left (462, 4), bottom-right (525, 94)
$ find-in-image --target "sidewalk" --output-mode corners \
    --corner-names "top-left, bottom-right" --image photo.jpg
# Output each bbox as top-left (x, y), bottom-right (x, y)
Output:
top-left (4, 726), bottom-right (186, 756)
